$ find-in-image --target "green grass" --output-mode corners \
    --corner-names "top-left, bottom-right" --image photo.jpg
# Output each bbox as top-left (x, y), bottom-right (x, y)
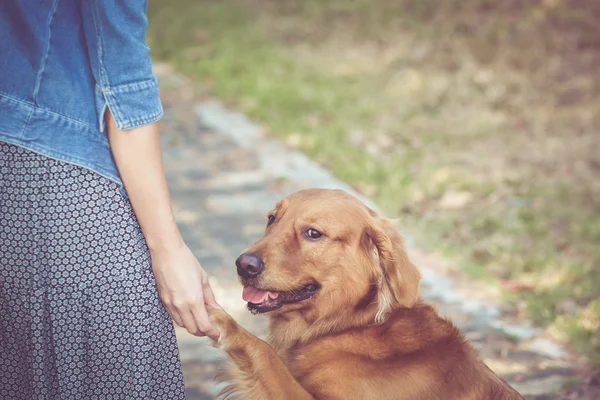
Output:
top-left (147, 0), bottom-right (600, 364)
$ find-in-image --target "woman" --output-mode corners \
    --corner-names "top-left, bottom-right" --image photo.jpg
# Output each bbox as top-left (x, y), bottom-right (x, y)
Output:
top-left (0, 1), bottom-right (219, 398)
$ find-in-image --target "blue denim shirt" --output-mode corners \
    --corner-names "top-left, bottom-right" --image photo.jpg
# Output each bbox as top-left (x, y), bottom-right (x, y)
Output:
top-left (0, 0), bottom-right (162, 190)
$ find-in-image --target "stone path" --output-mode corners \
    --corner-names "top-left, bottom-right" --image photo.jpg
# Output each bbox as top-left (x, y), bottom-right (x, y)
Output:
top-left (155, 65), bottom-right (578, 400)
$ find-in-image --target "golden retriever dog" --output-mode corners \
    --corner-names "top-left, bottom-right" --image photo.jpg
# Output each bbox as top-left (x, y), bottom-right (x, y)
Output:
top-left (208, 189), bottom-right (524, 399)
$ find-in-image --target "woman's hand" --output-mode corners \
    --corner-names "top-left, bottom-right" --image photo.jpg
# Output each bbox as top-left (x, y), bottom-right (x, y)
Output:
top-left (151, 243), bottom-right (220, 340)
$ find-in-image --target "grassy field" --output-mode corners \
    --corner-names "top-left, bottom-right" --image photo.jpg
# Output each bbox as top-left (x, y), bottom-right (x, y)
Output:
top-left (147, 0), bottom-right (600, 364)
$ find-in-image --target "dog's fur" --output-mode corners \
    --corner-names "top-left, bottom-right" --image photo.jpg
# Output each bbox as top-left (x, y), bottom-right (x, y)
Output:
top-left (208, 189), bottom-right (524, 400)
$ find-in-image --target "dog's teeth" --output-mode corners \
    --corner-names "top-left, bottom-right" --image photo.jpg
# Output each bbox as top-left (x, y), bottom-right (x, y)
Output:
top-left (250, 308), bottom-right (259, 315)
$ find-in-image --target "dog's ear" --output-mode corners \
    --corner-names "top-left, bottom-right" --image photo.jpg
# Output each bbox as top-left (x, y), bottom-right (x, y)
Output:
top-left (364, 217), bottom-right (421, 323)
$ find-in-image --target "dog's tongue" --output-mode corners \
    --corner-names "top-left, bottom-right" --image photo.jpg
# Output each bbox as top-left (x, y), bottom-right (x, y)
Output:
top-left (242, 286), bottom-right (279, 303)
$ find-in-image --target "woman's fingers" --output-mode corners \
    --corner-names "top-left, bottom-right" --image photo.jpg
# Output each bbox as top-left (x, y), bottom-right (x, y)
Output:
top-left (159, 291), bottom-right (185, 327)
top-left (202, 276), bottom-right (218, 308)
top-left (173, 300), bottom-right (203, 336)
top-left (191, 300), bottom-right (220, 340)
top-left (167, 292), bottom-right (220, 339)
top-left (166, 307), bottom-right (185, 328)
top-left (161, 290), bottom-right (221, 338)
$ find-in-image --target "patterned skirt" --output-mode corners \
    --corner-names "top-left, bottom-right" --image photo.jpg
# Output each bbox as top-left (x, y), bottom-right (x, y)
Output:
top-left (0, 142), bottom-right (185, 399)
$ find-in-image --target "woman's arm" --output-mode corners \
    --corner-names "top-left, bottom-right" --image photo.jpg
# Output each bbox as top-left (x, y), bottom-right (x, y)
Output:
top-left (106, 110), bottom-right (219, 340)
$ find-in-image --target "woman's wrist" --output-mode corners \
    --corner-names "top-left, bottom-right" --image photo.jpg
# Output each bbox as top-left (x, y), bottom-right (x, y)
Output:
top-left (144, 220), bottom-right (185, 255)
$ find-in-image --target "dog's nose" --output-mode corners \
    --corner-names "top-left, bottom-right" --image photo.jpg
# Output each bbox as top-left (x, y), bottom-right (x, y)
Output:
top-left (236, 253), bottom-right (264, 278)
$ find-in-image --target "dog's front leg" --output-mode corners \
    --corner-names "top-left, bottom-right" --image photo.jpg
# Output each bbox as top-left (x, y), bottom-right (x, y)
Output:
top-left (208, 307), bottom-right (315, 400)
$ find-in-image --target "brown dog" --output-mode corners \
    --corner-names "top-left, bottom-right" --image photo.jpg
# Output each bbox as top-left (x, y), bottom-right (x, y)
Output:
top-left (208, 189), bottom-right (524, 399)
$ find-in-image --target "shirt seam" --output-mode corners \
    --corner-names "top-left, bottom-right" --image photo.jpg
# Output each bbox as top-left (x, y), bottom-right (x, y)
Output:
top-left (98, 78), bottom-right (158, 94)
top-left (103, 91), bottom-right (124, 127)
top-left (19, 107), bottom-right (35, 140)
top-left (117, 109), bottom-right (163, 130)
top-left (33, 0), bottom-right (60, 104)
top-left (91, 0), bottom-right (109, 87)
top-left (0, 91), bottom-right (101, 134)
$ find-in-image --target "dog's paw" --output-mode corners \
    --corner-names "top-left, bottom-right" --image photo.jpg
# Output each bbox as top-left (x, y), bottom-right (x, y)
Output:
top-left (207, 307), bottom-right (234, 330)
top-left (207, 307), bottom-right (239, 349)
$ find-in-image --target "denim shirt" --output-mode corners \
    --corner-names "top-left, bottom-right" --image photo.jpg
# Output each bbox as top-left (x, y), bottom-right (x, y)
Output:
top-left (0, 0), bottom-right (162, 190)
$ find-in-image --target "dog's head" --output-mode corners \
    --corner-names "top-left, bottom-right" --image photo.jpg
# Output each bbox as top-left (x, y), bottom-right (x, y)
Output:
top-left (236, 189), bottom-right (421, 324)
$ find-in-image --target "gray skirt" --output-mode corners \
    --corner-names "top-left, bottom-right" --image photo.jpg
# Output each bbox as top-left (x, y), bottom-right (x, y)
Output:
top-left (0, 142), bottom-right (185, 399)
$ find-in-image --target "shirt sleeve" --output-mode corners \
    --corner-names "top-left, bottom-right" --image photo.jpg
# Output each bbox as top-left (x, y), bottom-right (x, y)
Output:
top-left (81, 0), bottom-right (162, 131)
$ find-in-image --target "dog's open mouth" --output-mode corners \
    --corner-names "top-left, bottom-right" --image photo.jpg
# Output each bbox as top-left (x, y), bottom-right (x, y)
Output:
top-left (242, 284), bottom-right (319, 314)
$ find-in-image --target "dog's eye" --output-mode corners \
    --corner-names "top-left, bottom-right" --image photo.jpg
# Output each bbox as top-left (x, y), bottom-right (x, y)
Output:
top-left (267, 214), bottom-right (276, 227)
top-left (304, 228), bottom-right (323, 240)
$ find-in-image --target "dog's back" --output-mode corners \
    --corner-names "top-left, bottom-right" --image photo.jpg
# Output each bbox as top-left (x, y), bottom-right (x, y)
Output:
top-left (278, 303), bottom-right (524, 400)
